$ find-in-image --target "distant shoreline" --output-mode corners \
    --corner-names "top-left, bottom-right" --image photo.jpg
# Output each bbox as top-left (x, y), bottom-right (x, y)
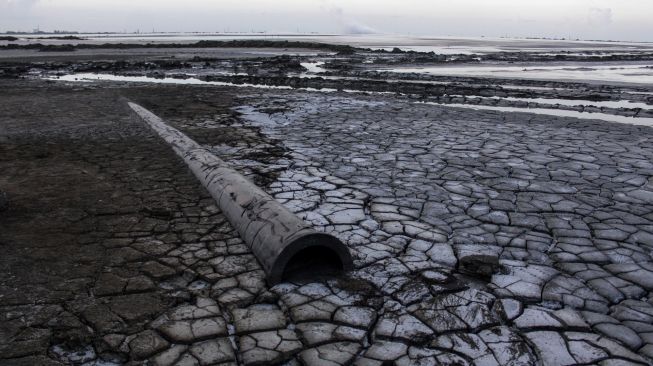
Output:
top-left (1, 32), bottom-right (651, 44)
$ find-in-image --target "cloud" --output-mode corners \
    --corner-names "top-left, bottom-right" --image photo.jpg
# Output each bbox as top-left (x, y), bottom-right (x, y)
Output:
top-left (1, 0), bottom-right (40, 9)
top-left (325, 3), bottom-right (379, 34)
top-left (344, 22), bottom-right (378, 35)
top-left (1, 0), bottom-right (40, 18)
top-left (588, 7), bottom-right (612, 26)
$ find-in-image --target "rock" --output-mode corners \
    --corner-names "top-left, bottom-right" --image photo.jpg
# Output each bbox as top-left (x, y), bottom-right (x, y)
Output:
top-left (495, 298), bottom-right (523, 321)
top-left (414, 289), bottom-right (499, 333)
top-left (296, 322), bottom-right (366, 346)
top-left (81, 304), bottom-right (127, 334)
top-left (100, 333), bottom-right (126, 351)
top-left (363, 341), bottom-right (408, 361)
top-left (0, 190), bottom-right (8, 211)
top-left (333, 306), bottom-right (376, 329)
top-left (455, 244), bottom-right (501, 278)
top-left (374, 314), bottom-right (433, 341)
top-left (239, 329), bottom-right (303, 365)
top-left (189, 338), bottom-right (235, 365)
top-left (157, 317), bottom-right (227, 343)
top-left (567, 340), bottom-right (608, 364)
top-left (524, 331), bottom-right (576, 365)
top-left (594, 323), bottom-right (643, 350)
top-left (141, 261), bottom-right (177, 279)
top-left (150, 345), bottom-right (188, 366)
top-left (566, 332), bottom-right (646, 363)
top-left (128, 330), bottom-right (170, 360)
top-left (48, 344), bottom-right (96, 364)
top-left (232, 305), bottom-right (287, 334)
top-left (0, 356), bottom-right (62, 366)
top-left (168, 298), bottom-right (222, 320)
top-left (553, 308), bottom-right (589, 329)
top-left (432, 332), bottom-right (494, 363)
top-left (299, 342), bottom-right (362, 366)
top-left (94, 273), bottom-right (128, 296)
top-left (514, 308), bottom-right (563, 329)
top-left (639, 344), bottom-right (653, 359)
top-left (107, 293), bottom-right (168, 323)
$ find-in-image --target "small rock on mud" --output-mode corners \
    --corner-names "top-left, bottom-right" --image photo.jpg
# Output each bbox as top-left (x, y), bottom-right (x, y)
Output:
top-left (0, 190), bottom-right (8, 211)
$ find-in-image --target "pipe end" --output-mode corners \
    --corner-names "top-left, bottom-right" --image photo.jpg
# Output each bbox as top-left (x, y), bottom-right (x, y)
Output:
top-left (269, 233), bottom-right (353, 285)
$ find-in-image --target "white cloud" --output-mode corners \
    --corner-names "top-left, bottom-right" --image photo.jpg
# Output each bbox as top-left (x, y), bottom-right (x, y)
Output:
top-left (588, 7), bottom-right (613, 26)
top-left (1, 0), bottom-right (39, 9)
top-left (1, 1), bottom-right (651, 41)
top-left (325, 2), bottom-right (380, 34)
top-left (343, 22), bottom-right (378, 35)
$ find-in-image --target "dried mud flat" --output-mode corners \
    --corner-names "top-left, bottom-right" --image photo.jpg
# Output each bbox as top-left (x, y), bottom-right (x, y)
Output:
top-left (1, 44), bottom-right (653, 366)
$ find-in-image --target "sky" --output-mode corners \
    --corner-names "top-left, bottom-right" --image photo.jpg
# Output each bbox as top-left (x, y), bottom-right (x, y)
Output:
top-left (1, 0), bottom-right (652, 41)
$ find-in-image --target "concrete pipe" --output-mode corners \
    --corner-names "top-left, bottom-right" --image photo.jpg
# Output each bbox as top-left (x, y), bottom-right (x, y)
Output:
top-left (128, 102), bottom-right (353, 284)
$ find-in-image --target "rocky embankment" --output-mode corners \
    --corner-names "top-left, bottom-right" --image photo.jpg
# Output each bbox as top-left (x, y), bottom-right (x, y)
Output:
top-left (4, 54), bottom-right (650, 119)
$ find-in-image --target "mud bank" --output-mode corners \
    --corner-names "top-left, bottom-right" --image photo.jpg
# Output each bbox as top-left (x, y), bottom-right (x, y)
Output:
top-left (3, 41), bottom-right (653, 365)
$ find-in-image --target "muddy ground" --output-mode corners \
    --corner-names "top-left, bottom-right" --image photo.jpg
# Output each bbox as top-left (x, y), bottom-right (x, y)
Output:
top-left (2, 44), bottom-right (653, 365)
top-left (0, 79), bottom-right (280, 365)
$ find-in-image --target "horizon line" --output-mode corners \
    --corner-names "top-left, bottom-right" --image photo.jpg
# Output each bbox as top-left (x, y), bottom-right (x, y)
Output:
top-left (1, 31), bottom-right (652, 44)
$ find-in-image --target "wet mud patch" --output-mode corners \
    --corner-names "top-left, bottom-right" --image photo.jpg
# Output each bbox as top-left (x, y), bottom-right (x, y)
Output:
top-left (4, 42), bottom-right (653, 363)
top-left (0, 79), bottom-right (251, 364)
top-left (123, 86), bottom-right (290, 188)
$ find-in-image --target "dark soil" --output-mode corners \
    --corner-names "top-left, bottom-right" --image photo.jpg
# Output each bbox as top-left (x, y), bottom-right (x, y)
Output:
top-left (0, 79), bottom-right (282, 364)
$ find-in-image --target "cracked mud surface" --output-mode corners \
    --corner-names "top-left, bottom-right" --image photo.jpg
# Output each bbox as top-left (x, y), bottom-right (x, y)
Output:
top-left (2, 77), bottom-right (653, 365)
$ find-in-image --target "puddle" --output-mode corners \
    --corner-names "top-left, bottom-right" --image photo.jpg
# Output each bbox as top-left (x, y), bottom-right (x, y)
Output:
top-left (47, 73), bottom-right (653, 127)
top-left (475, 96), bottom-right (652, 110)
top-left (51, 73), bottom-right (302, 90)
top-left (300, 61), bottom-right (326, 74)
top-left (12, 33), bottom-right (653, 57)
top-left (46, 73), bottom-right (395, 96)
top-left (386, 64), bottom-right (653, 85)
top-left (421, 102), bottom-right (653, 127)
top-left (499, 85), bottom-right (569, 91)
top-left (504, 96), bottom-right (651, 109)
top-left (373, 45), bottom-right (502, 55)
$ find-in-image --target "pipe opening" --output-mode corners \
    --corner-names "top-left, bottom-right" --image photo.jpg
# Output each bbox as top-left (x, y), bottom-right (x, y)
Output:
top-left (282, 245), bottom-right (345, 282)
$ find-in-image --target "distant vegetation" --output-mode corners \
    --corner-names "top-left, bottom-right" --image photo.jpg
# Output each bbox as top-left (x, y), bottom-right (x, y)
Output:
top-left (34, 35), bottom-right (84, 40)
top-left (0, 40), bottom-right (358, 54)
top-left (0, 36), bottom-right (18, 41)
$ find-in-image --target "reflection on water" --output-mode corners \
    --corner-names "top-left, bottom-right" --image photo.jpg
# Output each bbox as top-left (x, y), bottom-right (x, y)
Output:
top-left (299, 61), bottom-right (326, 73)
top-left (422, 102), bottom-right (653, 127)
top-left (50, 73), bottom-right (296, 89)
top-left (386, 64), bottom-right (653, 85)
top-left (10, 33), bottom-right (653, 55)
top-left (47, 73), bottom-right (392, 96)
top-left (444, 94), bottom-right (652, 109)
top-left (497, 96), bottom-right (651, 110)
top-left (48, 73), bottom-right (653, 127)
top-left (373, 45), bottom-right (502, 55)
